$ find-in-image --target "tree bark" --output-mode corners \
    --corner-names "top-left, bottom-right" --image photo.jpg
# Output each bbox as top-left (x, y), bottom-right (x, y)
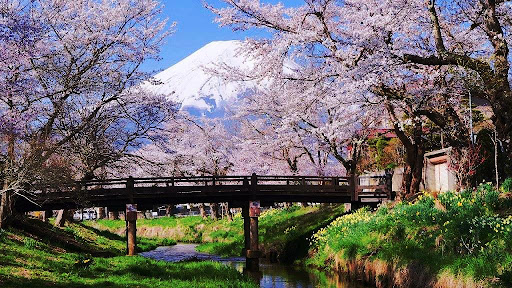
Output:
top-left (0, 190), bottom-right (12, 229)
top-left (494, 129), bottom-right (499, 189)
top-left (384, 99), bottom-right (425, 199)
top-left (0, 132), bottom-right (15, 229)
top-left (55, 209), bottom-right (73, 227)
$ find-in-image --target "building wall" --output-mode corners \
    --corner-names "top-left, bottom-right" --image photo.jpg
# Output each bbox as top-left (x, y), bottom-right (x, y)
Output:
top-left (423, 148), bottom-right (457, 192)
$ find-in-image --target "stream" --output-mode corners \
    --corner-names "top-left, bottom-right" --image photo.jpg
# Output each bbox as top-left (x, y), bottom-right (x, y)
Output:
top-left (140, 244), bottom-right (370, 288)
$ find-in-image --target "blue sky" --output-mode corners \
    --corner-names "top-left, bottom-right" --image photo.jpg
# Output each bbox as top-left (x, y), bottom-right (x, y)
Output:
top-left (142, 0), bottom-right (302, 74)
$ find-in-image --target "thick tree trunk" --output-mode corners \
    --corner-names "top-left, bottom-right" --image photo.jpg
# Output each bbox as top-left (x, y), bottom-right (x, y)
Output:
top-left (383, 99), bottom-right (425, 199)
top-left (400, 124), bottom-right (425, 199)
top-left (55, 209), bottom-right (72, 227)
top-left (397, 153), bottom-right (424, 200)
top-left (0, 133), bottom-right (15, 229)
top-left (0, 190), bottom-right (12, 229)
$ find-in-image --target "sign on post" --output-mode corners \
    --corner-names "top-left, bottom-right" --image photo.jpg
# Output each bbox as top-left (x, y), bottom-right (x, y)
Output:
top-left (126, 204), bottom-right (137, 221)
top-left (249, 201), bottom-right (260, 217)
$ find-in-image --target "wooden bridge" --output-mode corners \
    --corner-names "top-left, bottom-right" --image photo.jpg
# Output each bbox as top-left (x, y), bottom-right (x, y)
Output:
top-left (15, 174), bottom-right (392, 272)
top-left (15, 174), bottom-right (392, 212)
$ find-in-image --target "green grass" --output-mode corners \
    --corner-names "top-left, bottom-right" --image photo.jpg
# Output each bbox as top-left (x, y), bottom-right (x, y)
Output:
top-left (307, 182), bottom-right (512, 287)
top-left (0, 217), bottom-right (256, 288)
top-left (90, 205), bottom-right (347, 261)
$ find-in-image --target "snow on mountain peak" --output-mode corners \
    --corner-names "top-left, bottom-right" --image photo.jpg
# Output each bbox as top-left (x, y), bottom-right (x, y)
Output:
top-left (145, 40), bottom-right (259, 111)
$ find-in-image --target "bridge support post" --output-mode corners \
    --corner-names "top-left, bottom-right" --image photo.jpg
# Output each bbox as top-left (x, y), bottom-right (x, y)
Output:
top-left (245, 201), bottom-right (261, 272)
top-left (242, 205), bottom-right (250, 256)
top-left (126, 204), bottom-right (137, 256)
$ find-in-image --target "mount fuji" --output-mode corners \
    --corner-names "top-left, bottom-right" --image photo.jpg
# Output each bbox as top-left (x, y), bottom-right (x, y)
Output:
top-left (145, 40), bottom-right (260, 113)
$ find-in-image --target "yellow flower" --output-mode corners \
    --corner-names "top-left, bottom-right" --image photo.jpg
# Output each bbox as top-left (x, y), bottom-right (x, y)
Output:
top-left (416, 212), bottom-right (420, 216)
top-left (457, 202), bottom-right (463, 207)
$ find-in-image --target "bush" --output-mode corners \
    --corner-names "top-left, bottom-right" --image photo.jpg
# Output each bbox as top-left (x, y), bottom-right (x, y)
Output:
top-left (501, 178), bottom-right (512, 193)
top-left (308, 186), bottom-right (512, 283)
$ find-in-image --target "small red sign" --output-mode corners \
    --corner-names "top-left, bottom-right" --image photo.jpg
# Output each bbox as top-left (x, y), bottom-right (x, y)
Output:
top-left (249, 201), bottom-right (260, 217)
top-left (126, 204), bottom-right (137, 221)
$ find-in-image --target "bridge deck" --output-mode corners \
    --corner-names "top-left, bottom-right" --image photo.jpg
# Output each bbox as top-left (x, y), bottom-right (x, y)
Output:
top-left (15, 175), bottom-right (392, 212)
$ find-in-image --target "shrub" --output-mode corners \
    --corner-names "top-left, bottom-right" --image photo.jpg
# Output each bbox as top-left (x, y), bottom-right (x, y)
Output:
top-left (501, 178), bottom-right (512, 193)
top-left (308, 186), bottom-right (512, 282)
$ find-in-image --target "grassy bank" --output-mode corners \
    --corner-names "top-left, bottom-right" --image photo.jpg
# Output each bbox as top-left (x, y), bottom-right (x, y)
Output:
top-left (307, 182), bottom-right (512, 287)
top-left (0, 217), bottom-right (256, 287)
top-left (88, 204), bottom-right (347, 262)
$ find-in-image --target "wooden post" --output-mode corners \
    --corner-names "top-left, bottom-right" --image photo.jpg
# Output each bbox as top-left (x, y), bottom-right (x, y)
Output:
top-left (242, 205), bottom-right (250, 256)
top-left (246, 200), bottom-right (261, 272)
top-left (127, 176), bottom-right (135, 203)
top-left (126, 204), bottom-right (137, 256)
top-left (251, 173), bottom-right (257, 198)
top-left (248, 215), bottom-right (259, 271)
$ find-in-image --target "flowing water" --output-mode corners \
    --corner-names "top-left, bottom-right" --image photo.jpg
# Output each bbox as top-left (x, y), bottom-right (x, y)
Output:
top-left (140, 244), bottom-right (370, 288)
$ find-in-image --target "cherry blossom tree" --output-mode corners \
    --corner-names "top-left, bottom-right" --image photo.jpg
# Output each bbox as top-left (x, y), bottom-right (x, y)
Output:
top-left (0, 0), bottom-right (173, 228)
top-left (206, 0), bottom-right (509, 197)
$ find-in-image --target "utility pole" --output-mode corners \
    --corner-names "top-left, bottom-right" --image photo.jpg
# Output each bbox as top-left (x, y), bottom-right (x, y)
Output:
top-left (469, 91), bottom-right (474, 145)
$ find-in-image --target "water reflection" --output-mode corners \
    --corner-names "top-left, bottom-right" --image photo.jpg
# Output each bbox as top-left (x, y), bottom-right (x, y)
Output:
top-left (140, 244), bottom-right (369, 288)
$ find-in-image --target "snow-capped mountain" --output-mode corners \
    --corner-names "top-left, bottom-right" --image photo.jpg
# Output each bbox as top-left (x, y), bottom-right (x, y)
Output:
top-left (145, 40), bottom-right (259, 111)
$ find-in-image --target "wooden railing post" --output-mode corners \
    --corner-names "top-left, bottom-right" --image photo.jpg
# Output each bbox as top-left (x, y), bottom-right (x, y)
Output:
top-left (246, 200), bottom-right (261, 272)
top-left (251, 173), bottom-right (257, 199)
top-left (127, 176), bottom-right (134, 203)
top-left (125, 204), bottom-right (137, 256)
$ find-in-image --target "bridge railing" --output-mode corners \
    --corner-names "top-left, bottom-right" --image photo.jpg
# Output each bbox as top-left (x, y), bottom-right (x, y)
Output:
top-left (254, 175), bottom-right (350, 186)
top-left (355, 174), bottom-right (393, 201)
top-left (32, 175), bottom-right (351, 194)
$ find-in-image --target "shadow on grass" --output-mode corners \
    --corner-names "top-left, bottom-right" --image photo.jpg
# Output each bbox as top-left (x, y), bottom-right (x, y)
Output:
top-left (0, 276), bottom-right (130, 288)
top-left (10, 217), bottom-right (116, 257)
top-left (77, 222), bottom-right (125, 242)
